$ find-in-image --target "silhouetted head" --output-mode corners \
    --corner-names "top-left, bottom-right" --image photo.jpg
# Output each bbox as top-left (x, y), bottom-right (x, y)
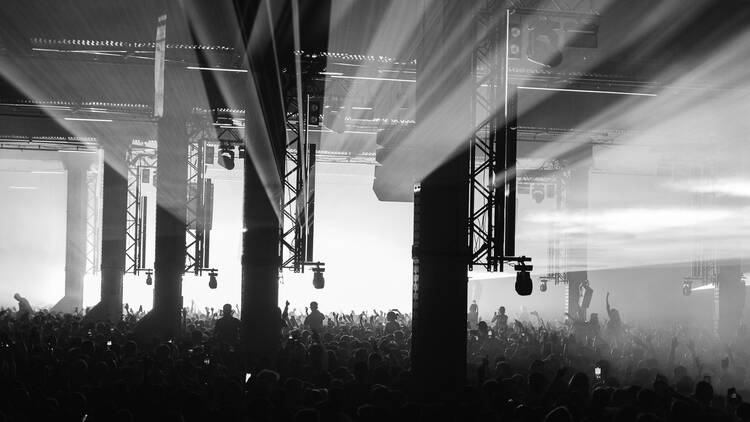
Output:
top-left (13, 293), bottom-right (21, 301)
top-left (499, 306), bottom-right (506, 314)
top-left (223, 304), bottom-right (233, 316)
top-left (310, 301), bottom-right (318, 311)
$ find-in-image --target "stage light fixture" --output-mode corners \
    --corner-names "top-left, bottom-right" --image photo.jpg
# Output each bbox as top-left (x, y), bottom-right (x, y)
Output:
top-left (682, 280), bottom-right (692, 296)
top-left (513, 260), bottom-right (533, 296)
top-left (312, 267), bottom-right (325, 289)
top-left (527, 17), bottom-right (563, 68)
top-left (218, 146), bottom-right (235, 170)
top-left (515, 270), bottom-right (533, 296)
top-left (531, 184), bottom-right (545, 203)
top-left (145, 270), bottom-right (153, 286)
top-left (539, 280), bottom-right (548, 292)
top-left (208, 270), bottom-right (218, 289)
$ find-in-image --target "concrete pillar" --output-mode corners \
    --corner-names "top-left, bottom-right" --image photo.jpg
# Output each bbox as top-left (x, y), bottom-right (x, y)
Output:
top-left (411, 155), bottom-right (470, 396)
top-left (52, 161), bottom-right (89, 313)
top-left (410, 0), bottom-right (472, 396)
top-left (86, 145), bottom-right (128, 322)
top-left (134, 111), bottom-right (188, 340)
top-left (241, 110), bottom-right (282, 364)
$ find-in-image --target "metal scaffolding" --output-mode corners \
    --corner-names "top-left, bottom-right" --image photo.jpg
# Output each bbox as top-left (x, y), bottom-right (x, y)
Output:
top-left (281, 95), bottom-right (317, 272)
top-left (84, 167), bottom-right (101, 275)
top-left (124, 144), bottom-right (156, 274)
top-left (185, 117), bottom-right (214, 274)
top-left (469, 0), bottom-right (504, 271)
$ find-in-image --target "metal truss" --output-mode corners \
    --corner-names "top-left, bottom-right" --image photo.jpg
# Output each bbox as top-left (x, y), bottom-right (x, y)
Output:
top-left (682, 163), bottom-right (718, 287)
top-left (185, 116), bottom-right (215, 274)
top-left (469, 0), bottom-right (504, 271)
top-left (281, 96), bottom-right (317, 272)
top-left (84, 167), bottom-right (101, 275)
top-left (518, 159), bottom-right (571, 284)
top-left (124, 145), bottom-right (156, 274)
top-left (507, 0), bottom-right (599, 15)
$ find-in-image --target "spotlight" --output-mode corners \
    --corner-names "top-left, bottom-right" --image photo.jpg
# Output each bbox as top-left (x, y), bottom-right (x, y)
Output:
top-left (514, 263), bottom-right (533, 296)
top-left (531, 184), bottom-right (545, 203)
top-left (145, 270), bottom-right (153, 286)
top-left (312, 267), bottom-right (325, 289)
top-left (218, 146), bottom-right (235, 170)
top-left (527, 17), bottom-right (563, 68)
top-left (539, 280), bottom-right (548, 292)
top-left (208, 270), bottom-right (218, 289)
top-left (682, 280), bottom-right (692, 296)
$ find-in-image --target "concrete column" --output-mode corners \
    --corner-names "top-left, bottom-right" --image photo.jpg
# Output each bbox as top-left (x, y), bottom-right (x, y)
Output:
top-left (241, 110), bottom-right (282, 364)
top-left (52, 161), bottom-right (88, 313)
top-left (135, 112), bottom-right (188, 340)
top-left (86, 145), bottom-right (128, 322)
top-left (410, 0), bottom-right (472, 397)
top-left (411, 155), bottom-right (470, 396)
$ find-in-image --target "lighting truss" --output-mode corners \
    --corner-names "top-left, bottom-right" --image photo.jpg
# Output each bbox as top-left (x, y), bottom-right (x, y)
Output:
top-left (469, 0), bottom-right (504, 271)
top-left (281, 96), bottom-right (317, 272)
top-left (84, 167), bottom-right (102, 275)
top-left (684, 163), bottom-right (718, 287)
top-left (519, 160), bottom-right (570, 285)
top-left (124, 146), bottom-right (156, 274)
top-left (185, 116), bottom-right (214, 274)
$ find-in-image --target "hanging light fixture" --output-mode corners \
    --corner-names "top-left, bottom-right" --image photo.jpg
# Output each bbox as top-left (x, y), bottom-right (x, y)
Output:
top-left (218, 145), bottom-right (235, 170)
top-left (312, 266), bottom-right (325, 289)
top-left (514, 260), bottom-right (533, 296)
top-left (145, 269), bottom-right (153, 286)
top-left (682, 280), bottom-right (692, 296)
top-left (208, 269), bottom-right (218, 289)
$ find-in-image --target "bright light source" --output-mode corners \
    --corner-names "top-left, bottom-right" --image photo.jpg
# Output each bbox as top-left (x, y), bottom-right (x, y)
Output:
top-left (319, 71), bottom-right (344, 76)
top-left (8, 186), bottom-right (37, 190)
top-left (186, 66), bottom-right (248, 73)
top-left (517, 86), bottom-right (657, 97)
top-left (64, 117), bottom-right (113, 122)
top-left (330, 75), bottom-right (416, 83)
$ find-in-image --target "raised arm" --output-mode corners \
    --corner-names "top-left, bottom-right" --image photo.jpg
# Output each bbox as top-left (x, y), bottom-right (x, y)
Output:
top-left (282, 300), bottom-right (290, 321)
top-left (606, 292), bottom-right (612, 318)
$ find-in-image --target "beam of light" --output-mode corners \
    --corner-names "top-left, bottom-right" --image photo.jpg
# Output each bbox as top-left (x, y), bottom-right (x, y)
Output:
top-left (319, 71), bottom-right (344, 76)
top-left (664, 178), bottom-right (750, 198)
top-left (517, 86), bottom-right (658, 97)
top-left (8, 186), bottom-right (37, 190)
top-left (185, 66), bottom-right (249, 73)
top-left (329, 74), bottom-right (416, 83)
top-left (63, 117), bottom-right (113, 122)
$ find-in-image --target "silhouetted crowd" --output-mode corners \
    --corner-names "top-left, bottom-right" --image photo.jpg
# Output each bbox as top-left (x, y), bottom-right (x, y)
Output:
top-left (1, 295), bottom-right (750, 422)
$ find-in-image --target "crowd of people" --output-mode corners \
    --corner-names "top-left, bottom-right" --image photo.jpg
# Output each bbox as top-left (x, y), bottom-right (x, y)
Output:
top-left (0, 293), bottom-right (749, 421)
